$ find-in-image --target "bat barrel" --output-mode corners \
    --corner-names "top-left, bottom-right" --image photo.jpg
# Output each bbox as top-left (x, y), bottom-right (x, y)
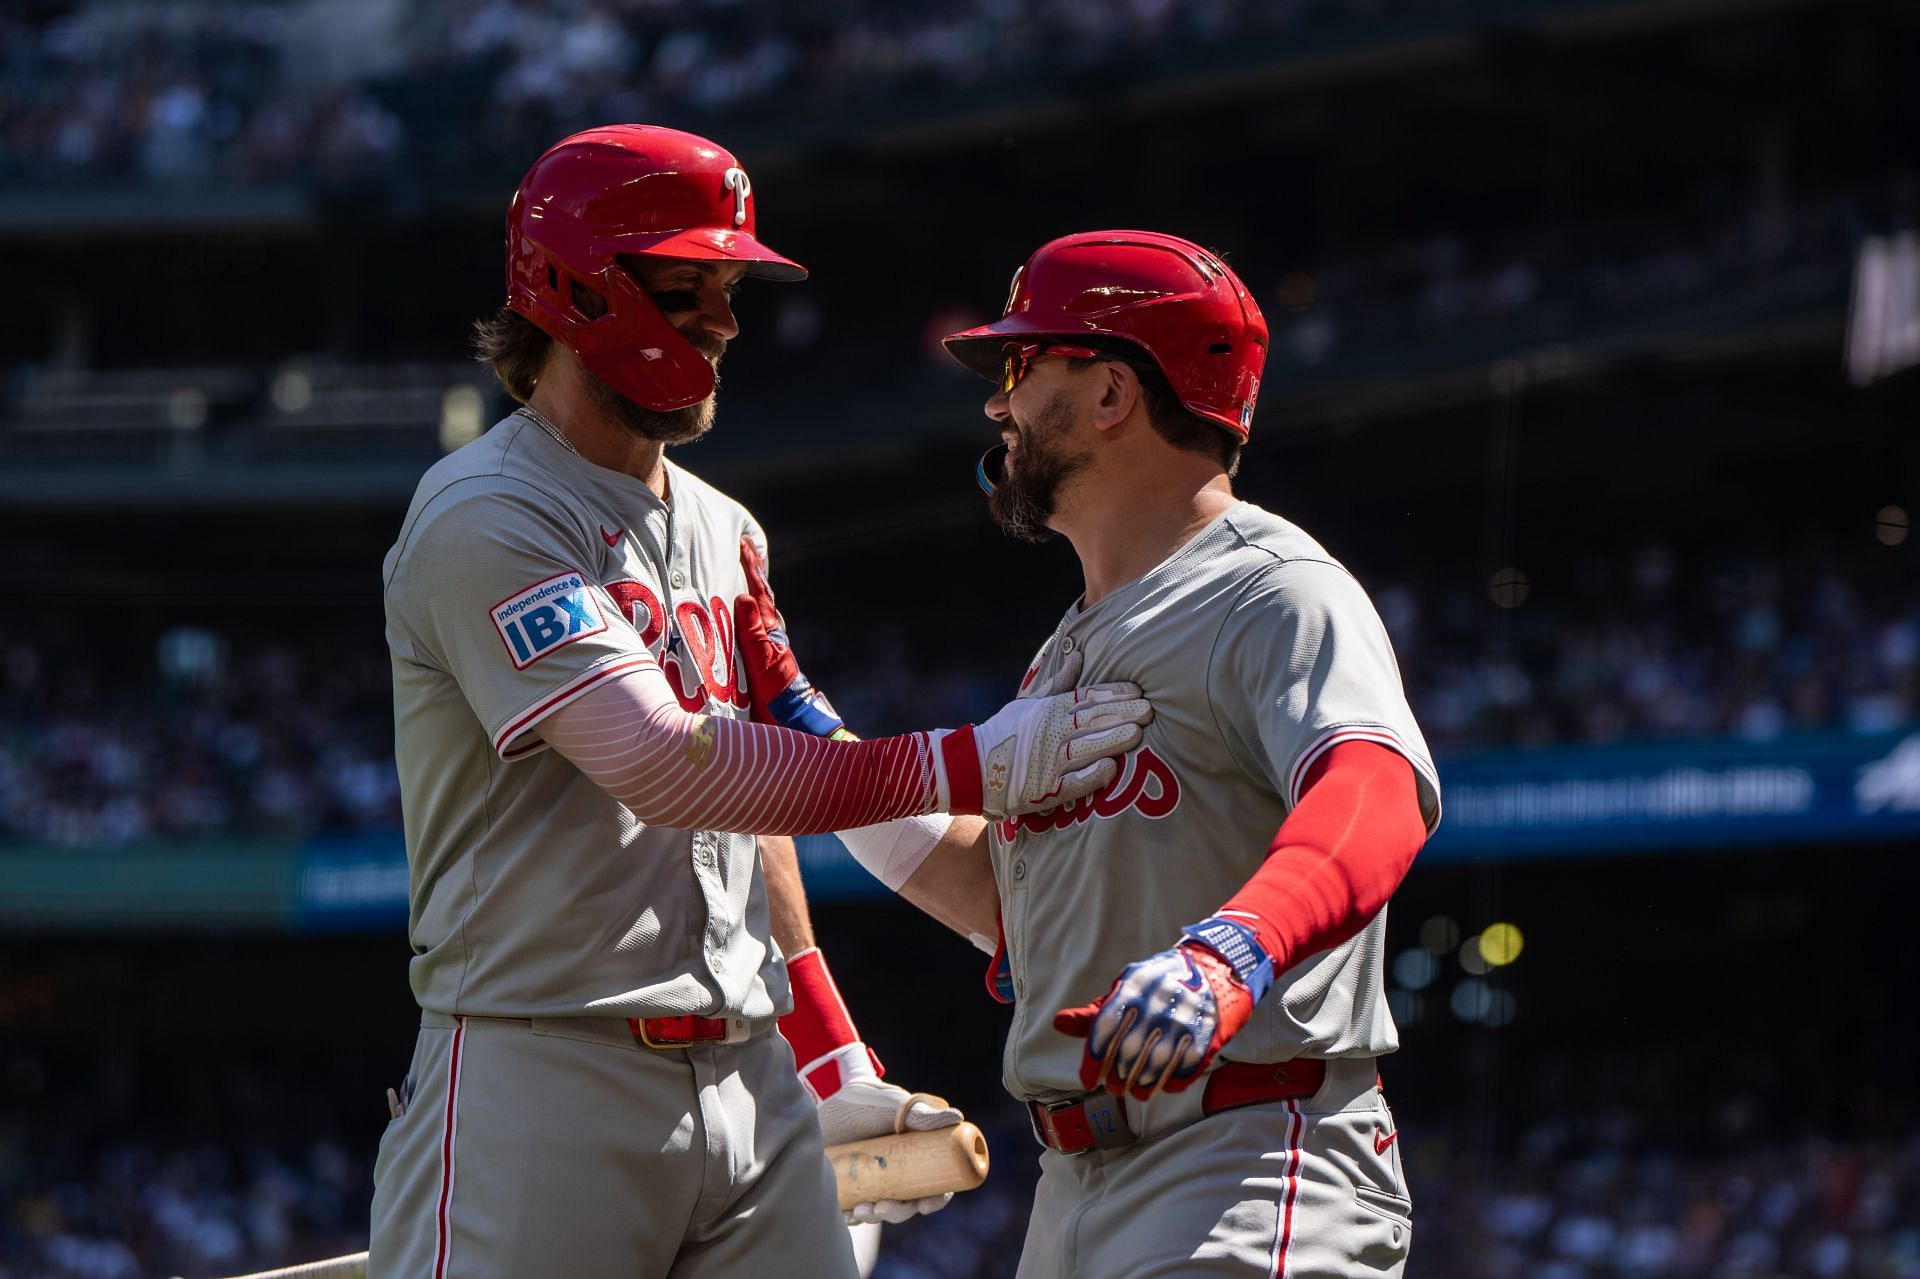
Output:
top-left (828, 1121), bottom-right (991, 1211)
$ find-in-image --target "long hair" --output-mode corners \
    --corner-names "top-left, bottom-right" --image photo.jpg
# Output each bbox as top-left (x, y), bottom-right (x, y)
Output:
top-left (472, 307), bottom-right (550, 404)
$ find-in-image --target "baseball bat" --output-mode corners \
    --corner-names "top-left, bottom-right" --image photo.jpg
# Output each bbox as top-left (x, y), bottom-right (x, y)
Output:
top-left (829, 1121), bottom-right (991, 1212)
top-left (192, 1124), bottom-right (989, 1279)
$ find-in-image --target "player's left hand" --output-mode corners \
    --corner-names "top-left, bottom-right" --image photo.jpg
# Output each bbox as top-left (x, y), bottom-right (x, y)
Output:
top-left (810, 1043), bottom-right (964, 1225)
top-left (1053, 916), bottom-right (1275, 1100)
top-left (733, 535), bottom-right (848, 738)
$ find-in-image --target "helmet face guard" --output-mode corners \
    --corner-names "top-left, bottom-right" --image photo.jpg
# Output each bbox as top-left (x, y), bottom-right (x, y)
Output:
top-left (943, 230), bottom-right (1267, 440)
top-left (505, 125), bottom-right (806, 412)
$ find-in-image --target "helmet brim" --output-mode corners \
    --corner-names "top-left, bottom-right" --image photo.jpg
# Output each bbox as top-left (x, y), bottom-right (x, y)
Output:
top-left (615, 225), bottom-right (808, 282)
top-left (941, 315), bottom-right (1094, 381)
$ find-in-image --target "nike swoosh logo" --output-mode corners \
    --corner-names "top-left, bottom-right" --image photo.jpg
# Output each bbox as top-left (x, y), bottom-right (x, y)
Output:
top-left (600, 525), bottom-right (624, 548)
top-left (1375, 1129), bottom-right (1399, 1155)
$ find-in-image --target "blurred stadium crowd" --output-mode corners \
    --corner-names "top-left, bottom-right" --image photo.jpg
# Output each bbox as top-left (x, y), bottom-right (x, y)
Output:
top-left (1398, 539), bottom-right (1919, 748)
top-left (1260, 183), bottom-right (1878, 378)
top-left (0, 535), bottom-right (1912, 847)
top-left (1, 172), bottom-right (1881, 455)
top-left (3, 1041), bottom-right (1913, 1279)
top-left (2, 0), bottom-right (1383, 188)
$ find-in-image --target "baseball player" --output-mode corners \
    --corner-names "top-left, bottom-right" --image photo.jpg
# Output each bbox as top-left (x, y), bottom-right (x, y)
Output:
top-left (367, 128), bottom-right (1152, 1279)
top-left (740, 231), bottom-right (1442, 1278)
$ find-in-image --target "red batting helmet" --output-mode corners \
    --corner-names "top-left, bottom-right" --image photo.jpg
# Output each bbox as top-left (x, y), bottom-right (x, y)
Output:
top-left (505, 125), bottom-right (807, 412)
top-left (943, 230), bottom-right (1268, 439)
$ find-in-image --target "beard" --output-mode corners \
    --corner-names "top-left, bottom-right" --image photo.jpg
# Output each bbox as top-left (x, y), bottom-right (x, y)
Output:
top-left (585, 341), bottom-right (723, 445)
top-left (988, 390), bottom-right (1090, 543)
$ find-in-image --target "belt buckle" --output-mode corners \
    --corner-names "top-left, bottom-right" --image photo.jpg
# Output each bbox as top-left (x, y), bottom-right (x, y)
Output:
top-left (636, 1017), bottom-right (753, 1049)
top-left (1030, 1093), bottom-right (1133, 1156)
top-left (1030, 1098), bottom-right (1093, 1157)
top-left (636, 1019), bottom-right (691, 1050)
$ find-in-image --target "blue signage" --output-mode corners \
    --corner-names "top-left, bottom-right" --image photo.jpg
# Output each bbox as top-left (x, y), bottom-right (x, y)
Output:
top-left (293, 832), bottom-right (411, 930)
top-left (1422, 729), bottom-right (1920, 860)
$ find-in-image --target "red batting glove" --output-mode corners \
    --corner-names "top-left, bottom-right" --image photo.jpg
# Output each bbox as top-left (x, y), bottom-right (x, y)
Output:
top-left (1053, 930), bottom-right (1264, 1101)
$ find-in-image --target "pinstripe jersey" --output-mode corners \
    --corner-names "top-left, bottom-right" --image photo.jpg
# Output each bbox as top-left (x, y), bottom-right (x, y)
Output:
top-left (382, 412), bottom-right (782, 1020)
top-left (991, 501), bottom-right (1442, 1103)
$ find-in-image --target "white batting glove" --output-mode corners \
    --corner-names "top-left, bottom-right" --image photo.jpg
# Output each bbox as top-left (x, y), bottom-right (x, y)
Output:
top-left (933, 678), bottom-right (1150, 820)
top-left (806, 1043), bottom-right (963, 1225)
top-left (1020, 646), bottom-right (1084, 700)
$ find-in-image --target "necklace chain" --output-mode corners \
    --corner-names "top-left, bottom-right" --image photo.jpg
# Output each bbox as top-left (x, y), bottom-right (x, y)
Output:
top-left (515, 405), bottom-right (580, 456)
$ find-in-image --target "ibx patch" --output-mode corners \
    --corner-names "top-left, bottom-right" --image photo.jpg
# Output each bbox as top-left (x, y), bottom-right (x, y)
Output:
top-left (491, 570), bottom-right (608, 669)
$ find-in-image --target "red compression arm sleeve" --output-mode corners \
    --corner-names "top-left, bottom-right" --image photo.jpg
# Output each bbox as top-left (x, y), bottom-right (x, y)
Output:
top-left (540, 668), bottom-right (941, 834)
top-left (1217, 740), bottom-right (1429, 973)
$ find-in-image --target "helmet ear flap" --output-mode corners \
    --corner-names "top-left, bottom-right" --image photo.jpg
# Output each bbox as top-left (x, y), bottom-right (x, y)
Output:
top-left (567, 276), bottom-right (609, 322)
top-left (508, 239), bottom-right (716, 411)
top-left (576, 264), bottom-right (717, 411)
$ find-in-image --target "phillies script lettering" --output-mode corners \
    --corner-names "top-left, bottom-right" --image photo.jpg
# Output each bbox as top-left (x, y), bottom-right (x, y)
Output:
top-left (994, 745), bottom-right (1181, 841)
top-left (604, 579), bottom-right (750, 714)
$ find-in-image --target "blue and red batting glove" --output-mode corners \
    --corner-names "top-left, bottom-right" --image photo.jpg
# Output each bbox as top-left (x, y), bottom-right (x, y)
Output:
top-left (733, 535), bottom-right (850, 739)
top-left (1053, 916), bottom-right (1274, 1100)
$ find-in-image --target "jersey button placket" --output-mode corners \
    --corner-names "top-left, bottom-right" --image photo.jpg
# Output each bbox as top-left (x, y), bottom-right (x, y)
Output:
top-left (693, 834), bottom-right (730, 985)
top-left (1001, 834), bottom-right (1038, 1083)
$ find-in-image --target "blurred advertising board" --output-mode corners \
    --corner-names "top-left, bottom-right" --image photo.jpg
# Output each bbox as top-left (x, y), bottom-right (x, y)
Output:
top-left (1424, 729), bottom-right (1920, 861)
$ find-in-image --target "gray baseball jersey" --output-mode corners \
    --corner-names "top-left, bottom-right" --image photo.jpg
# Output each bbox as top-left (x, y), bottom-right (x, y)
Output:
top-left (991, 500), bottom-right (1442, 1103)
top-left (382, 410), bottom-right (781, 1021)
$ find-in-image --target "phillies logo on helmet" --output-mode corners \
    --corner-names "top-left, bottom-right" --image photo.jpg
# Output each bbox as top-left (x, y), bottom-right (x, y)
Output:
top-left (994, 745), bottom-right (1181, 842)
top-left (723, 166), bottom-right (751, 228)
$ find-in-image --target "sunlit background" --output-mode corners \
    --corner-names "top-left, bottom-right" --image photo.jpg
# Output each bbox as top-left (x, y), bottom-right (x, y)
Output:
top-left (2, 1), bottom-right (1917, 1276)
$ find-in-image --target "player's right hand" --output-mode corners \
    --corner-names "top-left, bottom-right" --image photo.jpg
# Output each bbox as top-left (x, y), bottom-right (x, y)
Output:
top-left (814, 1061), bottom-right (963, 1226)
top-left (934, 682), bottom-right (1151, 821)
top-left (733, 534), bottom-right (849, 738)
top-left (1053, 916), bottom-right (1274, 1100)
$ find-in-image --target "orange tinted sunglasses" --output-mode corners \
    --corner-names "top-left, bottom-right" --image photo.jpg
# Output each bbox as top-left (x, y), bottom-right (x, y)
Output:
top-left (1000, 341), bottom-right (1107, 394)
